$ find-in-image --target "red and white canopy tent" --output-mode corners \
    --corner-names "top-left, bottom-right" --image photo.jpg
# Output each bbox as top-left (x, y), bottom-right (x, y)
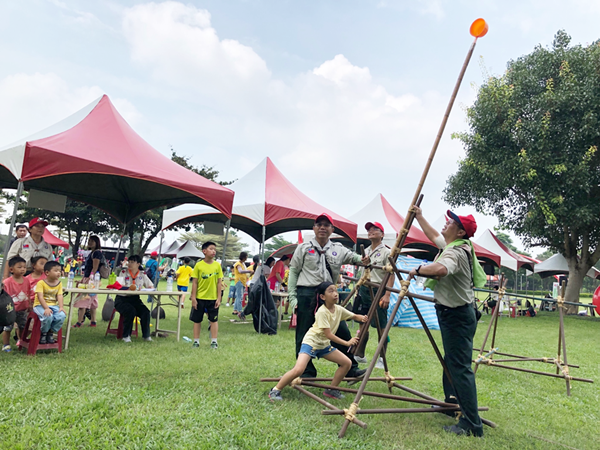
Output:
top-left (0, 95), bottom-right (234, 271)
top-left (475, 229), bottom-right (535, 272)
top-left (162, 157), bottom-right (357, 260)
top-left (43, 228), bottom-right (69, 249)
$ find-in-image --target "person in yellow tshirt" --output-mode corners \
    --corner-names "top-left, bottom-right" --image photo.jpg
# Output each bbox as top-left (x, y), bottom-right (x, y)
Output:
top-left (190, 242), bottom-right (223, 349)
top-left (33, 261), bottom-right (66, 345)
top-left (175, 257), bottom-right (193, 292)
top-left (232, 252), bottom-right (253, 315)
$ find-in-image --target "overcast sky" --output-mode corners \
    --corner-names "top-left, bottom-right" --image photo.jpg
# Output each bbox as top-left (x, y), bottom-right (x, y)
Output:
top-left (2, 1), bottom-right (599, 255)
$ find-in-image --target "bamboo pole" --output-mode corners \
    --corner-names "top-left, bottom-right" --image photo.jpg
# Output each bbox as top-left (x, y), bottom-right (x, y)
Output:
top-left (338, 33), bottom-right (482, 438)
top-left (260, 376), bottom-right (413, 383)
top-left (293, 386), bottom-right (368, 429)
top-left (558, 281), bottom-right (571, 395)
top-left (476, 361), bottom-right (593, 383)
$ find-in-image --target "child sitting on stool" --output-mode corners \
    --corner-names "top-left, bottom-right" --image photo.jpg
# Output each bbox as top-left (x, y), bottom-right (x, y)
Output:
top-left (33, 261), bottom-right (66, 344)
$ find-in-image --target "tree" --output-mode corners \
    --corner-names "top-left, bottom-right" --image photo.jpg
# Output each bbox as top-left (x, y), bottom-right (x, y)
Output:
top-left (444, 31), bottom-right (600, 311)
top-left (179, 229), bottom-right (247, 263)
top-left (264, 235), bottom-right (293, 254)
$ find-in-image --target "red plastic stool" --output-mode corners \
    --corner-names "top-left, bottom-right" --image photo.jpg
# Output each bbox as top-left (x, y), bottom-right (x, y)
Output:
top-left (18, 311), bottom-right (63, 355)
top-left (105, 308), bottom-right (138, 339)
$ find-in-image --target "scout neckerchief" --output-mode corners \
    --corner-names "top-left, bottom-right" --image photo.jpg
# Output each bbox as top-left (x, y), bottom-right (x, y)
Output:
top-left (424, 239), bottom-right (487, 290)
top-left (309, 239), bottom-right (334, 283)
top-left (128, 269), bottom-right (141, 287)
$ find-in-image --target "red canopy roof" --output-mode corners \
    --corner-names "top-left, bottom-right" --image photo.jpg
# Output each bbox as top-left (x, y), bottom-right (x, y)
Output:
top-left (0, 95), bottom-right (233, 222)
top-left (43, 229), bottom-right (69, 249)
top-left (162, 157), bottom-right (357, 242)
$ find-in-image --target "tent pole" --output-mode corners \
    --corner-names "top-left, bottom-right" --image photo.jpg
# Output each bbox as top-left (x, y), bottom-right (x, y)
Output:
top-left (114, 223), bottom-right (126, 273)
top-left (1, 181), bottom-right (24, 278)
top-left (259, 225), bottom-right (266, 335)
top-left (221, 220), bottom-right (231, 270)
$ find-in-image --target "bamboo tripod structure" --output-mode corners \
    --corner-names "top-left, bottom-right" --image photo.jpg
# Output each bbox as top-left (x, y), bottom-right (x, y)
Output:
top-left (262, 27), bottom-right (498, 438)
top-left (473, 280), bottom-right (594, 396)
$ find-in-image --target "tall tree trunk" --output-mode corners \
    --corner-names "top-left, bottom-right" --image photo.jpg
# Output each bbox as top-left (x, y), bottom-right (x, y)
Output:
top-left (140, 228), bottom-right (161, 256)
top-left (72, 229), bottom-right (83, 258)
top-left (565, 256), bottom-right (588, 315)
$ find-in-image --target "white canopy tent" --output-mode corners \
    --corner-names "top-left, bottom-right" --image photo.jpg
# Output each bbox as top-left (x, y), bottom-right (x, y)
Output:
top-left (534, 253), bottom-right (600, 279)
top-left (174, 241), bottom-right (204, 260)
top-left (475, 229), bottom-right (535, 272)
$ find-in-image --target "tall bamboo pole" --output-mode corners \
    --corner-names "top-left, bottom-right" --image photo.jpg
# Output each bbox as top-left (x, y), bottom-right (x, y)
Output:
top-left (338, 32), bottom-right (483, 438)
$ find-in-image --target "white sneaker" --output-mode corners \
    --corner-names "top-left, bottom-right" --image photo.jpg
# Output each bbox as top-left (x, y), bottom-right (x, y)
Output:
top-left (122, 336), bottom-right (132, 343)
top-left (144, 337), bottom-right (152, 342)
top-left (375, 357), bottom-right (385, 369)
top-left (354, 356), bottom-right (368, 364)
top-left (226, 303), bottom-right (230, 307)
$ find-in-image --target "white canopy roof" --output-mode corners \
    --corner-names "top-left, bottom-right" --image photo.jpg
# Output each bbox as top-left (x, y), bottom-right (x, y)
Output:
top-left (534, 253), bottom-right (600, 279)
top-left (174, 241), bottom-right (204, 259)
top-left (475, 229), bottom-right (534, 272)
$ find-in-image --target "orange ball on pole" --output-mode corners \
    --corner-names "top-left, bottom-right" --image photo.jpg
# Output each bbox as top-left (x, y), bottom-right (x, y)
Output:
top-left (470, 18), bottom-right (488, 38)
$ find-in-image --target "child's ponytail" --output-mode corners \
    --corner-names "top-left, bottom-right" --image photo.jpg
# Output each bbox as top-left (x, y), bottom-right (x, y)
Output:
top-left (310, 281), bottom-right (335, 314)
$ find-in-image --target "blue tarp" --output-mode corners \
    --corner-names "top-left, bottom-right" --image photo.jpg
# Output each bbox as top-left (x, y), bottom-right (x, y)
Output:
top-left (386, 255), bottom-right (439, 330)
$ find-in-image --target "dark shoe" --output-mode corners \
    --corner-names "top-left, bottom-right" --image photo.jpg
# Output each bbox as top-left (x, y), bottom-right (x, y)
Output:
top-left (89, 322), bottom-right (97, 327)
top-left (72, 322), bottom-right (82, 328)
top-left (46, 332), bottom-right (55, 344)
top-left (323, 389), bottom-right (345, 399)
top-left (268, 388), bottom-right (283, 401)
top-left (431, 404), bottom-right (458, 417)
top-left (346, 368), bottom-right (367, 386)
top-left (443, 425), bottom-right (482, 437)
top-left (39, 334), bottom-right (47, 344)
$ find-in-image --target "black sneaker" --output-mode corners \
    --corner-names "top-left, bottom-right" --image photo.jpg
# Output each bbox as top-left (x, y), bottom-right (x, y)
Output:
top-left (46, 332), bottom-right (55, 344)
top-left (347, 368), bottom-right (366, 386)
top-left (39, 334), bottom-right (47, 345)
top-left (323, 389), bottom-right (345, 399)
top-left (268, 388), bottom-right (283, 401)
top-left (443, 424), bottom-right (483, 437)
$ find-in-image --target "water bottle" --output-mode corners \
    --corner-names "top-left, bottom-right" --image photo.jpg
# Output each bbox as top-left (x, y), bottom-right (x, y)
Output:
top-left (166, 276), bottom-right (173, 292)
top-left (136, 275), bottom-right (144, 291)
top-left (94, 272), bottom-right (101, 289)
top-left (124, 274), bottom-right (131, 288)
top-left (67, 271), bottom-right (75, 289)
top-left (182, 336), bottom-right (192, 343)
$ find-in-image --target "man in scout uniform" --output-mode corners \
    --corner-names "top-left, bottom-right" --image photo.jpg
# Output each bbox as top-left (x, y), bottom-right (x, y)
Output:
top-left (4, 218), bottom-right (53, 279)
top-left (409, 206), bottom-right (486, 437)
top-left (354, 222), bottom-right (395, 368)
top-left (288, 213), bottom-right (369, 379)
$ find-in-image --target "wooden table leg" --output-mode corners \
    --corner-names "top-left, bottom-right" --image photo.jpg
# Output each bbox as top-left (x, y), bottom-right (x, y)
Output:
top-left (64, 294), bottom-right (74, 350)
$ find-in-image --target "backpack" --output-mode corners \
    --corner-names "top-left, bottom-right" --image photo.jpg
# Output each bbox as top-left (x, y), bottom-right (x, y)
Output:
top-left (0, 288), bottom-right (16, 328)
top-left (99, 252), bottom-right (110, 279)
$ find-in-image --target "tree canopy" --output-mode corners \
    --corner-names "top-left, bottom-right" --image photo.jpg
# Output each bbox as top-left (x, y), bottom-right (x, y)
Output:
top-left (444, 31), bottom-right (600, 306)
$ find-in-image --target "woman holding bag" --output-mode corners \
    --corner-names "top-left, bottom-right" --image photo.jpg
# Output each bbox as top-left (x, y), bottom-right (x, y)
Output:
top-left (72, 235), bottom-right (105, 328)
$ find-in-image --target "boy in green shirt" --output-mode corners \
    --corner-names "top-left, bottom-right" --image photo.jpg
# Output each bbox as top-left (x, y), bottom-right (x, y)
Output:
top-left (190, 242), bottom-right (223, 349)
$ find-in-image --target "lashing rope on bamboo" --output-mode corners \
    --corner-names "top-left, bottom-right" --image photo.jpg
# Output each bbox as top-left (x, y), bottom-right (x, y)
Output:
top-left (290, 377), bottom-right (303, 386)
top-left (344, 402), bottom-right (360, 422)
top-left (384, 371), bottom-right (396, 389)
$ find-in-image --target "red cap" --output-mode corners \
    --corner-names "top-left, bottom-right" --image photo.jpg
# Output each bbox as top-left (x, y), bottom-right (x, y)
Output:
top-left (447, 210), bottom-right (477, 238)
top-left (151, 251), bottom-right (158, 257)
top-left (364, 221), bottom-right (384, 233)
top-left (315, 213), bottom-right (334, 225)
top-left (29, 217), bottom-right (49, 228)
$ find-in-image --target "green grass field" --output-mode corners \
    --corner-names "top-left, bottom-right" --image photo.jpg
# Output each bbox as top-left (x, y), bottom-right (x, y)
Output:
top-left (0, 282), bottom-right (598, 449)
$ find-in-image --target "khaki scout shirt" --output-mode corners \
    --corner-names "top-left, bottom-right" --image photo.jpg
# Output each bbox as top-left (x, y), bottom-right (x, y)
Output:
top-left (431, 235), bottom-right (474, 308)
top-left (360, 242), bottom-right (391, 284)
top-left (291, 240), bottom-right (361, 287)
top-left (7, 236), bottom-right (53, 271)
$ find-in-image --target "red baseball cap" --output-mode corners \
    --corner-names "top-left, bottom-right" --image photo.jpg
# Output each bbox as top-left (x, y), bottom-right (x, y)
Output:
top-left (447, 210), bottom-right (477, 238)
top-left (315, 213), bottom-right (334, 225)
top-left (28, 217), bottom-right (49, 228)
top-left (364, 221), bottom-right (384, 233)
top-left (151, 251), bottom-right (158, 257)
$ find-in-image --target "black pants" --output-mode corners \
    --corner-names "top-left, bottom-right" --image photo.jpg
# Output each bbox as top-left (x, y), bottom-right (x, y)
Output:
top-left (435, 303), bottom-right (483, 436)
top-left (355, 285), bottom-right (389, 358)
top-left (115, 295), bottom-right (150, 339)
top-left (295, 286), bottom-right (359, 378)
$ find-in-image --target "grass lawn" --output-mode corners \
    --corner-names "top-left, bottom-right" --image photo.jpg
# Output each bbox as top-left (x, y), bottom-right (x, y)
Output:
top-left (0, 281), bottom-right (598, 449)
